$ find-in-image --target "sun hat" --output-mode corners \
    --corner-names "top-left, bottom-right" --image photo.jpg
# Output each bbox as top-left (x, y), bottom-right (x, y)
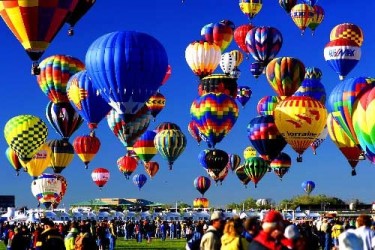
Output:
top-left (210, 211), bottom-right (225, 221)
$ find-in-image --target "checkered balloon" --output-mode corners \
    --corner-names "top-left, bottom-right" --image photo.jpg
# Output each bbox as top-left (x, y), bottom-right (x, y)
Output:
top-left (4, 115), bottom-right (48, 163)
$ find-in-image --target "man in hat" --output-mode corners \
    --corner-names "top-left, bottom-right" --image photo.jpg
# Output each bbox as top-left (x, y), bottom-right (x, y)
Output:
top-left (200, 211), bottom-right (225, 250)
top-left (249, 210), bottom-right (290, 250)
top-left (36, 218), bottom-right (65, 250)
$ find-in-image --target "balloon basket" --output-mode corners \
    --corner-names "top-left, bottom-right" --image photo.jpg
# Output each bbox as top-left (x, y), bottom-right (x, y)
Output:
top-left (296, 156), bottom-right (303, 162)
top-left (68, 27), bottom-right (74, 36)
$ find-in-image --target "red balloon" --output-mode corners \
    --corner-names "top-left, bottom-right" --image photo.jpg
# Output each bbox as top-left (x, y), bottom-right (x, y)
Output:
top-left (234, 24), bottom-right (255, 54)
top-left (161, 65), bottom-right (172, 85)
top-left (117, 155), bottom-right (138, 179)
top-left (73, 133), bottom-right (101, 169)
top-left (91, 168), bottom-right (110, 188)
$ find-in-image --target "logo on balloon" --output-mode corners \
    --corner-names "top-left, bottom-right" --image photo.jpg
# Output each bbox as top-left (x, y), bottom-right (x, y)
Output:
top-left (328, 48), bottom-right (356, 57)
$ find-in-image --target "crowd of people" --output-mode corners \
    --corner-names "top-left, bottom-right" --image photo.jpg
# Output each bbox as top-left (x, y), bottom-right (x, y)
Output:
top-left (0, 210), bottom-right (374, 249)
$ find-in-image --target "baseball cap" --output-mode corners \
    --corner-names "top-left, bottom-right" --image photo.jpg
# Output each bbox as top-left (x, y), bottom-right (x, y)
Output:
top-left (263, 210), bottom-right (283, 223)
top-left (210, 211), bottom-right (225, 221)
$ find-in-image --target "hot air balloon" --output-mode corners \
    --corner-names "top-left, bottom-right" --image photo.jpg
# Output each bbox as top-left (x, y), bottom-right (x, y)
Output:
top-left (245, 26), bottom-right (283, 68)
top-left (194, 176), bottom-right (211, 197)
top-left (270, 152), bottom-right (291, 180)
top-left (73, 133), bottom-right (101, 169)
top-left (53, 174), bottom-right (68, 208)
top-left (302, 0), bottom-right (318, 6)
top-left (301, 180), bottom-right (315, 195)
top-left (247, 115), bottom-right (287, 163)
top-left (256, 96), bottom-right (282, 116)
top-left (290, 4), bottom-right (314, 34)
top-left (185, 41), bottom-right (221, 79)
top-left (230, 50), bottom-right (244, 68)
top-left (107, 106), bottom-right (152, 148)
top-left (198, 149), bottom-right (210, 170)
top-left (46, 101), bottom-right (83, 140)
top-left (0, 0), bottom-right (79, 74)
top-left (330, 23), bottom-right (364, 47)
top-left (47, 139), bottom-right (74, 174)
top-left (305, 67), bottom-right (323, 80)
top-left (236, 86), bottom-right (252, 108)
top-left (85, 31), bottom-right (168, 123)
top-left (266, 57), bottom-right (306, 97)
top-left (117, 155), bottom-right (138, 179)
top-left (161, 65), bottom-right (172, 85)
top-left (4, 115), bottom-right (48, 163)
top-left (154, 122), bottom-right (181, 133)
top-left (154, 129), bottom-right (187, 170)
top-left (352, 86), bottom-right (375, 164)
top-left (188, 120), bottom-right (202, 145)
top-left (293, 78), bottom-right (326, 105)
top-left (242, 157), bottom-right (268, 188)
top-left (327, 113), bottom-right (362, 175)
top-left (328, 77), bottom-right (375, 144)
top-left (250, 62), bottom-right (265, 79)
top-left (235, 166), bottom-right (251, 187)
top-left (144, 161), bottom-right (160, 179)
top-left (198, 74), bottom-right (238, 99)
top-left (274, 96), bottom-right (328, 162)
top-left (67, 70), bottom-right (112, 131)
top-left (191, 93), bottom-right (239, 148)
top-left (239, 0), bottom-right (263, 21)
top-left (227, 154), bottom-right (242, 172)
top-left (202, 149), bottom-right (229, 179)
top-left (146, 92), bottom-right (166, 121)
top-left (133, 174), bottom-right (147, 190)
top-left (193, 197), bottom-right (209, 208)
top-left (243, 146), bottom-right (257, 160)
top-left (31, 173), bottom-right (62, 208)
top-left (91, 168), bottom-right (110, 189)
top-left (310, 126), bottom-right (328, 155)
top-left (66, 0), bottom-right (96, 35)
top-left (279, 0), bottom-right (297, 13)
top-left (133, 130), bottom-right (157, 163)
top-left (207, 166), bottom-right (229, 185)
top-left (308, 5), bottom-right (324, 35)
top-left (200, 21), bottom-right (234, 52)
top-left (324, 39), bottom-right (361, 80)
top-left (24, 143), bottom-right (52, 179)
top-left (220, 52), bottom-right (236, 75)
top-left (5, 147), bottom-right (23, 176)
top-left (234, 24), bottom-right (254, 54)
top-left (37, 55), bottom-right (85, 103)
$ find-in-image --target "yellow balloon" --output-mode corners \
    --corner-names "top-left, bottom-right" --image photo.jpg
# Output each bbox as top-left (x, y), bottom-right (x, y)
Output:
top-left (230, 50), bottom-right (244, 67)
top-left (22, 143), bottom-right (52, 178)
top-left (274, 96), bottom-right (327, 160)
top-left (243, 146), bottom-right (257, 160)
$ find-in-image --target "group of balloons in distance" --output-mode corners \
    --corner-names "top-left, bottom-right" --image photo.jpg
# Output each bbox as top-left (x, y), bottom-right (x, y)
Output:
top-left (0, 0), bottom-right (370, 209)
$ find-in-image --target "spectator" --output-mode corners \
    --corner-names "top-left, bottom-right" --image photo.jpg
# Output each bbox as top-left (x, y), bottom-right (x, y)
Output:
top-left (200, 211), bottom-right (225, 250)
top-left (221, 216), bottom-right (249, 250)
top-left (354, 214), bottom-right (375, 250)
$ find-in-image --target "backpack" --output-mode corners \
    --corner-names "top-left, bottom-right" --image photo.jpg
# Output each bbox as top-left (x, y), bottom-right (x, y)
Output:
top-left (74, 234), bottom-right (84, 250)
top-left (45, 234), bottom-right (65, 250)
top-left (186, 231), bottom-right (202, 250)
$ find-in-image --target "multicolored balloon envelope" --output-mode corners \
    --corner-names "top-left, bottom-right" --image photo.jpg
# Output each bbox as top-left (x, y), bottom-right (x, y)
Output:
top-left (239, 0), bottom-right (263, 21)
top-left (304, 67), bottom-right (323, 80)
top-left (234, 24), bottom-right (254, 54)
top-left (236, 86), bottom-right (252, 107)
top-left (31, 173), bottom-right (62, 208)
top-left (4, 115), bottom-right (48, 163)
top-left (279, 0), bottom-right (297, 13)
top-left (47, 139), bottom-right (74, 174)
top-left (133, 174), bottom-right (147, 190)
top-left (24, 143), bottom-right (52, 178)
top-left (293, 78), bottom-right (326, 105)
top-left (117, 155), bottom-right (138, 179)
top-left (198, 74), bottom-right (238, 99)
top-left (242, 157), bottom-right (268, 188)
top-left (257, 96), bottom-right (282, 116)
top-left (308, 5), bottom-right (324, 34)
top-left (202, 149), bottom-right (229, 178)
top-left (227, 154), bottom-right (242, 172)
top-left (144, 161), bottom-right (160, 179)
top-left (37, 55), bottom-right (85, 103)
top-left (194, 176), bottom-right (211, 197)
top-left (235, 165), bottom-right (251, 187)
top-left (66, 0), bottom-right (96, 35)
top-left (201, 20), bottom-right (234, 52)
top-left (73, 133), bottom-right (101, 169)
top-left (274, 96), bottom-right (327, 161)
top-left (146, 92), bottom-right (166, 121)
top-left (85, 31), bottom-right (168, 122)
top-left (243, 146), bottom-right (257, 160)
top-left (193, 197), bottom-right (209, 208)
top-left (191, 93), bottom-right (239, 148)
top-left (301, 180), bottom-right (315, 195)
top-left (133, 130), bottom-right (157, 163)
top-left (270, 152), bottom-right (291, 180)
top-left (67, 70), bottom-right (112, 131)
top-left (290, 4), bottom-right (314, 34)
top-left (188, 120), bottom-right (202, 145)
top-left (91, 168), bottom-right (110, 189)
top-left (330, 23), bottom-right (364, 47)
top-left (154, 122), bottom-right (181, 133)
top-left (5, 147), bottom-right (23, 176)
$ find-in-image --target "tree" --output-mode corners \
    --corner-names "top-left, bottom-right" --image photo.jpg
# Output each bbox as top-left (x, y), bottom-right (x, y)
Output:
top-left (277, 194), bottom-right (346, 210)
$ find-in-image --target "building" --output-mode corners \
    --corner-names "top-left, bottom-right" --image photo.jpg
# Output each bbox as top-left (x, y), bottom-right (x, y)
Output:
top-left (0, 196), bottom-right (15, 211)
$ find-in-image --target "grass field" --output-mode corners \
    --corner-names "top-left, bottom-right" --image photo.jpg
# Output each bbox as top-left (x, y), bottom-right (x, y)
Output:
top-left (0, 238), bottom-right (187, 249)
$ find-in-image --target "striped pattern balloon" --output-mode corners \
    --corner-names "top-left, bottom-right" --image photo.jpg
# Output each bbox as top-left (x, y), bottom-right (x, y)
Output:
top-left (24, 143), bottom-right (52, 179)
top-left (133, 130), bottom-right (157, 163)
top-left (239, 0), bottom-right (263, 21)
top-left (242, 157), bottom-right (268, 188)
top-left (188, 120), bottom-right (202, 145)
top-left (274, 96), bottom-right (327, 159)
top-left (146, 92), bottom-right (166, 121)
top-left (154, 129), bottom-right (187, 170)
top-left (47, 139), bottom-right (74, 174)
top-left (37, 55), bottom-right (85, 103)
top-left (245, 26), bottom-right (283, 66)
top-left (266, 57), bottom-right (306, 97)
top-left (31, 173), bottom-right (62, 208)
top-left (191, 93), bottom-right (239, 148)
top-left (234, 24), bottom-right (254, 54)
top-left (236, 86), bottom-right (252, 107)
top-left (73, 134), bottom-right (101, 169)
top-left (185, 41), bottom-right (221, 79)
top-left (270, 152), bottom-right (291, 180)
top-left (4, 115), bottom-right (48, 163)
top-left (154, 122), bottom-right (181, 133)
top-left (201, 21), bottom-right (234, 52)
top-left (193, 197), bottom-right (209, 208)
top-left (304, 67), bottom-right (323, 80)
top-left (5, 147), bottom-right (23, 175)
top-left (235, 165), bottom-right (251, 187)
top-left (301, 180), bottom-right (315, 195)
top-left (194, 176), bottom-right (211, 196)
top-left (257, 96), bottom-right (282, 116)
top-left (327, 113), bottom-right (362, 174)
top-left (308, 5), bottom-right (324, 33)
top-left (330, 23), bottom-right (364, 47)
top-left (310, 126), bottom-right (328, 154)
top-left (117, 155), bottom-right (138, 179)
top-left (250, 62), bottom-right (264, 79)
top-left (293, 78), bottom-right (326, 105)
top-left (290, 4), bottom-right (314, 34)
top-left (227, 154), bottom-right (242, 172)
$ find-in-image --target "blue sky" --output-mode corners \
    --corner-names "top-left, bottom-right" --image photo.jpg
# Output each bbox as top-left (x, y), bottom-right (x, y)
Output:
top-left (1, 0), bottom-right (375, 208)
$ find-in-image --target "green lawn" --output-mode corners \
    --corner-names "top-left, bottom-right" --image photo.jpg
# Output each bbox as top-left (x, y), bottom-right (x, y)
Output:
top-left (0, 238), bottom-right (186, 250)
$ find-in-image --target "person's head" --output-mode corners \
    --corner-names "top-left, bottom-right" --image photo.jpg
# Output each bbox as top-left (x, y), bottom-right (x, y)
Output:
top-left (261, 210), bottom-right (284, 234)
top-left (40, 218), bottom-right (55, 229)
top-left (244, 216), bottom-right (260, 234)
top-left (210, 211), bottom-right (225, 231)
top-left (356, 214), bottom-right (372, 228)
top-left (339, 229), bottom-right (363, 250)
top-left (284, 224), bottom-right (300, 241)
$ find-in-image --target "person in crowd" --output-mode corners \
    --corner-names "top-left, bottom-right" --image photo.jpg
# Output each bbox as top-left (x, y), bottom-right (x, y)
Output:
top-left (339, 229), bottom-right (363, 250)
top-left (36, 218), bottom-right (65, 250)
top-left (220, 216), bottom-right (249, 250)
top-left (321, 218), bottom-right (333, 250)
top-left (332, 220), bottom-right (344, 249)
top-left (10, 227), bottom-right (29, 250)
top-left (64, 223), bottom-right (79, 250)
top-left (200, 211), bottom-right (225, 250)
top-left (242, 216), bottom-right (260, 243)
top-left (354, 214), bottom-right (375, 250)
top-left (75, 224), bottom-right (97, 250)
top-left (161, 221), bottom-right (167, 241)
top-left (249, 210), bottom-right (290, 250)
